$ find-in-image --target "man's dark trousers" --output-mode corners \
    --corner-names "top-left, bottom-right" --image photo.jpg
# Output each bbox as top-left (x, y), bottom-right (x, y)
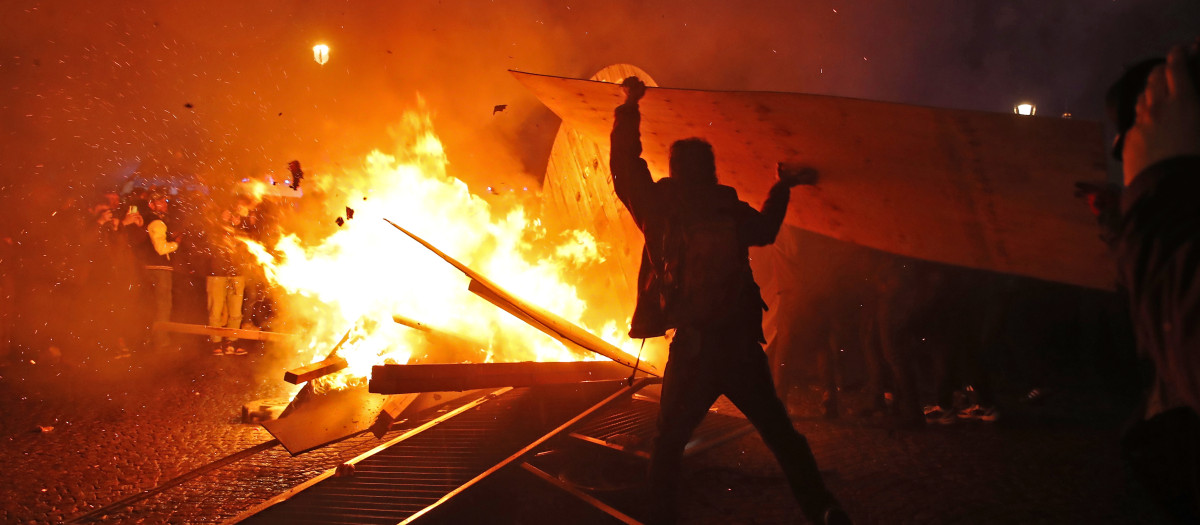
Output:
top-left (649, 325), bottom-right (835, 524)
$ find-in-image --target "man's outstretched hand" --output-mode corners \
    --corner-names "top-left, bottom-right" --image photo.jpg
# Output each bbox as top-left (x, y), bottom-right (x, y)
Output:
top-left (777, 162), bottom-right (819, 187)
top-left (622, 76), bottom-right (646, 104)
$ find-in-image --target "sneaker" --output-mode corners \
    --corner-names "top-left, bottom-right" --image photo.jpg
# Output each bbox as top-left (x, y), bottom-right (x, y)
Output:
top-left (232, 347), bottom-right (248, 356)
top-left (923, 405), bottom-right (955, 425)
top-left (213, 346), bottom-right (226, 357)
top-left (1020, 387), bottom-right (1048, 406)
top-left (957, 404), bottom-right (999, 422)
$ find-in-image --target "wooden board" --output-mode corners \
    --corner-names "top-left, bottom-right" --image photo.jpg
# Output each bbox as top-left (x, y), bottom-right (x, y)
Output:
top-left (384, 219), bottom-right (660, 376)
top-left (261, 383), bottom-right (390, 455)
top-left (514, 71), bottom-right (1115, 290)
top-left (153, 321), bottom-right (296, 342)
top-left (369, 361), bottom-right (632, 394)
top-left (283, 356), bottom-right (349, 385)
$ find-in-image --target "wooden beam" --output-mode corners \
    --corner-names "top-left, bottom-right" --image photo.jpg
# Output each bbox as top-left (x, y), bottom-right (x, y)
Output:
top-left (369, 392), bottom-right (419, 438)
top-left (283, 356), bottom-right (350, 385)
top-left (392, 314), bottom-right (488, 363)
top-left (384, 219), bottom-right (660, 377)
top-left (280, 328), bottom-right (355, 385)
top-left (369, 361), bottom-right (633, 394)
top-left (153, 321), bottom-right (295, 342)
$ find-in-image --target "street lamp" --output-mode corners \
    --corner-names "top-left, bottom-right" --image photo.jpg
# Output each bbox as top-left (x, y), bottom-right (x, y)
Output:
top-left (313, 44), bottom-right (330, 66)
top-left (1014, 103), bottom-right (1036, 116)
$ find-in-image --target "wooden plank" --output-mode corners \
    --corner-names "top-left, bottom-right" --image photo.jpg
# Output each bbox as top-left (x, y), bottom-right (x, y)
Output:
top-left (260, 383), bottom-right (389, 455)
top-left (392, 314), bottom-right (488, 363)
top-left (383, 219), bottom-right (661, 376)
top-left (283, 356), bottom-right (349, 385)
top-left (513, 70), bottom-right (1115, 290)
top-left (369, 361), bottom-right (634, 394)
top-left (369, 392), bottom-right (419, 438)
top-left (153, 321), bottom-right (295, 342)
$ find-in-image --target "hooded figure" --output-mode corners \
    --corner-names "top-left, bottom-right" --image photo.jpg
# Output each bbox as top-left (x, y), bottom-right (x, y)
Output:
top-left (609, 76), bottom-right (849, 525)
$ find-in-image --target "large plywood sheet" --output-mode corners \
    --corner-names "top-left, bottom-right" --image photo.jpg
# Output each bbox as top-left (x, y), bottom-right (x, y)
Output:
top-left (514, 71), bottom-right (1114, 290)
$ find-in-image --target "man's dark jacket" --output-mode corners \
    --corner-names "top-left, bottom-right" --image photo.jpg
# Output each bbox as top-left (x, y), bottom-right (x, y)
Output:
top-left (610, 101), bottom-right (791, 341)
top-left (1118, 155), bottom-right (1200, 413)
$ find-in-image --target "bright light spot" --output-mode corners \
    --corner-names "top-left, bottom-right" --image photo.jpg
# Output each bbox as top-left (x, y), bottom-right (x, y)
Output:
top-left (1014, 103), bottom-right (1036, 116)
top-left (313, 44), bottom-right (330, 66)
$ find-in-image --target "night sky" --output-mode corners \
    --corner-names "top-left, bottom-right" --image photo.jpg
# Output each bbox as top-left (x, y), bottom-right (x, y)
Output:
top-left (2, 0), bottom-right (1198, 218)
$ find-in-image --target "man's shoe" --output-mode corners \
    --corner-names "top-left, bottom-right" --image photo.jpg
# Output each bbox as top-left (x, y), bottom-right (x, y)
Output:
top-left (1020, 387), bottom-right (1048, 406)
top-left (823, 506), bottom-right (852, 525)
top-left (957, 404), bottom-right (999, 422)
top-left (923, 405), bottom-right (955, 425)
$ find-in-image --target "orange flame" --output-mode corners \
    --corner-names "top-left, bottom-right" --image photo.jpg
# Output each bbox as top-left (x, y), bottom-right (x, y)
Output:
top-left (245, 104), bottom-right (637, 392)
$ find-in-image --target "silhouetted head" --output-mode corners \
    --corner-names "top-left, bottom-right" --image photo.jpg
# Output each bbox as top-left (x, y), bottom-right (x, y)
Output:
top-left (1106, 58), bottom-right (1164, 161)
top-left (669, 138), bottom-right (717, 185)
top-left (148, 192), bottom-right (168, 214)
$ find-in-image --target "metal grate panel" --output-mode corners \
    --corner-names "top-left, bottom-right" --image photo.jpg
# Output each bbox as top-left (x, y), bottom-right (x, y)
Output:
top-left (570, 397), bottom-right (752, 458)
top-left (239, 381), bottom-right (625, 524)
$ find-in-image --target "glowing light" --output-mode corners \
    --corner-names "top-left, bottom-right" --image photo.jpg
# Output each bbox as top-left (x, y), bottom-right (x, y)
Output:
top-left (313, 44), bottom-right (330, 66)
top-left (1014, 103), bottom-right (1036, 116)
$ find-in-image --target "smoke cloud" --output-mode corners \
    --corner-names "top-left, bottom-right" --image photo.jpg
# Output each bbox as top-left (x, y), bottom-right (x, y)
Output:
top-left (0, 0), bottom-right (1197, 370)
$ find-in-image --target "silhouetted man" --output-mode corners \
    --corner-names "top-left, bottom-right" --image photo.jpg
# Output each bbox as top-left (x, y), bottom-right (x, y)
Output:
top-left (610, 76), bottom-right (849, 525)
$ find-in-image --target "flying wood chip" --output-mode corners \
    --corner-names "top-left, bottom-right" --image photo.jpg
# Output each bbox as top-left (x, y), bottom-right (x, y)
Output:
top-left (183, 102), bottom-right (193, 108)
top-left (492, 104), bottom-right (507, 115)
top-left (345, 206), bottom-right (355, 219)
top-left (335, 217), bottom-right (344, 227)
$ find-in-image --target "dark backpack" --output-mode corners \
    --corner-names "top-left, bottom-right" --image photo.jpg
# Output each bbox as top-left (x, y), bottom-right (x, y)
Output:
top-left (658, 204), bottom-right (748, 326)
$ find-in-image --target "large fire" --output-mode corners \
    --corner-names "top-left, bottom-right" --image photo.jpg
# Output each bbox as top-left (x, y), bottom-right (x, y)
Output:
top-left (244, 105), bottom-right (637, 392)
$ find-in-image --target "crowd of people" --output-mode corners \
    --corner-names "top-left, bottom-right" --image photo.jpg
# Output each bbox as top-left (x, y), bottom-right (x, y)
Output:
top-left (0, 183), bottom-right (282, 366)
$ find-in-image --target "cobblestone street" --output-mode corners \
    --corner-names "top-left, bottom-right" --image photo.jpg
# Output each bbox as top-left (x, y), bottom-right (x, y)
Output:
top-left (0, 336), bottom-right (1169, 524)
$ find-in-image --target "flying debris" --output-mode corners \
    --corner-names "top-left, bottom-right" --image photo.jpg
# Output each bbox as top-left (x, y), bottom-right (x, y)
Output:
top-left (492, 104), bottom-right (507, 115)
top-left (345, 207), bottom-right (355, 220)
top-left (287, 160), bottom-right (303, 189)
top-left (335, 217), bottom-right (344, 227)
top-left (183, 102), bottom-right (193, 109)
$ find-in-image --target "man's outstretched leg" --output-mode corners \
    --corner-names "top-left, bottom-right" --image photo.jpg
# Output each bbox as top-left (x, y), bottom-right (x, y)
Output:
top-left (724, 341), bottom-right (850, 524)
top-left (648, 334), bottom-right (721, 524)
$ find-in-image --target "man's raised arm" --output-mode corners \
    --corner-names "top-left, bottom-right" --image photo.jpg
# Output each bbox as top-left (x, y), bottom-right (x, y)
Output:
top-left (741, 163), bottom-right (818, 246)
top-left (610, 76), bottom-right (655, 225)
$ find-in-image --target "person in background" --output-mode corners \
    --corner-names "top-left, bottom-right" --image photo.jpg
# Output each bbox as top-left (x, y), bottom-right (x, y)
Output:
top-left (1110, 39), bottom-right (1200, 522)
top-left (205, 200), bottom-right (249, 356)
top-left (132, 192), bottom-right (179, 352)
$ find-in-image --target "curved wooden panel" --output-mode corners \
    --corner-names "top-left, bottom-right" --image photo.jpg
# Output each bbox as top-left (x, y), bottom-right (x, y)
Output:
top-left (516, 71), bottom-right (1114, 290)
